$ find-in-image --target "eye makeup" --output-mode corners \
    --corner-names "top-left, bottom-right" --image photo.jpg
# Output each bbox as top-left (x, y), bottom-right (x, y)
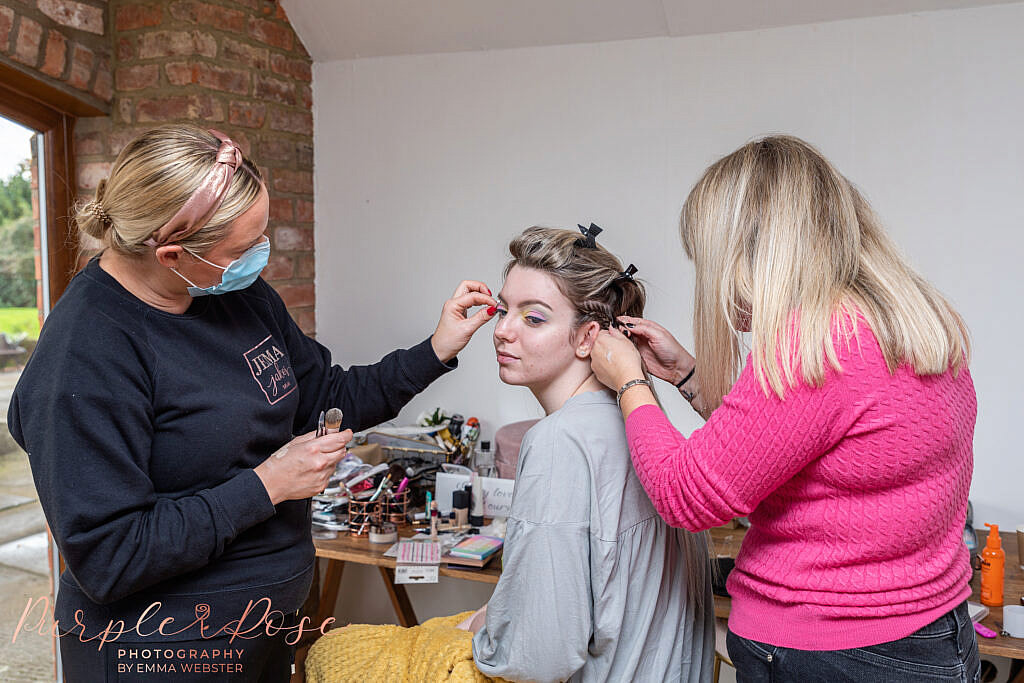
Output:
top-left (522, 310), bottom-right (547, 325)
top-left (493, 301), bottom-right (548, 325)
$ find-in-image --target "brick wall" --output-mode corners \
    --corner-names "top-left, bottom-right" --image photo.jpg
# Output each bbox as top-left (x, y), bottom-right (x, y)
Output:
top-left (0, 0), bottom-right (112, 109)
top-left (2, 0), bottom-right (316, 335)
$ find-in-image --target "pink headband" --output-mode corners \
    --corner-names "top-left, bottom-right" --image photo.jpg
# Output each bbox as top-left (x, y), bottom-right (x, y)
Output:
top-left (144, 130), bottom-right (244, 247)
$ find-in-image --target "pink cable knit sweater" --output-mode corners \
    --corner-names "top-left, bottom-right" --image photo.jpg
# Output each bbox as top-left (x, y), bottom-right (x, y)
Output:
top-left (626, 322), bottom-right (976, 650)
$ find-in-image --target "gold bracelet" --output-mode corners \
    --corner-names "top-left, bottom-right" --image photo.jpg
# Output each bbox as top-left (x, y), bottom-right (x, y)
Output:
top-left (616, 378), bottom-right (651, 407)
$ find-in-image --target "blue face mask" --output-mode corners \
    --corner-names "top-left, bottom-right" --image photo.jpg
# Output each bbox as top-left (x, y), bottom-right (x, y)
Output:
top-left (173, 238), bottom-right (270, 297)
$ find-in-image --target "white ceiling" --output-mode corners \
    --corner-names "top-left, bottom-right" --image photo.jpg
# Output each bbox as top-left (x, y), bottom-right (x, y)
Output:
top-left (281, 0), bottom-right (1021, 62)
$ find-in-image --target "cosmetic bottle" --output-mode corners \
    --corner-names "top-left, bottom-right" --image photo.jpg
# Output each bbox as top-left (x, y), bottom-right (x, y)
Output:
top-left (980, 523), bottom-right (1005, 607)
top-left (453, 488), bottom-right (470, 528)
top-left (469, 472), bottom-right (485, 527)
top-left (473, 440), bottom-right (494, 477)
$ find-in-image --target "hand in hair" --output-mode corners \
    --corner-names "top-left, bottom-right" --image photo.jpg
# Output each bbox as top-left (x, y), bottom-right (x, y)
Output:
top-left (612, 316), bottom-right (696, 386)
top-left (430, 280), bottom-right (498, 363)
top-left (591, 325), bottom-right (645, 392)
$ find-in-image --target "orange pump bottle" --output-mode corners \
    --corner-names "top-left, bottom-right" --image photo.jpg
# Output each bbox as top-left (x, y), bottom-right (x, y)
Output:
top-left (980, 523), bottom-right (1005, 607)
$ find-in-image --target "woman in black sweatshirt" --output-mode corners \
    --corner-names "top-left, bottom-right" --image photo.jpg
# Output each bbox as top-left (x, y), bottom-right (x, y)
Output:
top-left (7, 124), bottom-right (496, 681)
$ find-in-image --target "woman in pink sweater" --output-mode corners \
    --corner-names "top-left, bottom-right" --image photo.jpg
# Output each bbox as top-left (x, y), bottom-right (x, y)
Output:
top-left (591, 135), bottom-right (980, 682)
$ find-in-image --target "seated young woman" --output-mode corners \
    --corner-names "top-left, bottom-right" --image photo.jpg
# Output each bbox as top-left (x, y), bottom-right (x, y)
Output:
top-left (305, 226), bottom-right (713, 683)
top-left (465, 226), bottom-right (713, 682)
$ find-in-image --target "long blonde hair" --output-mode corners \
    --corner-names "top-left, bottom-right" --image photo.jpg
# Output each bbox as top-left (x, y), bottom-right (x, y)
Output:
top-left (681, 135), bottom-right (970, 410)
top-left (76, 124), bottom-right (263, 256)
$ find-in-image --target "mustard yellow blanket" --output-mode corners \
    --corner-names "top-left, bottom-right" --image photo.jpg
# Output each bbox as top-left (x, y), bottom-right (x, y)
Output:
top-left (305, 611), bottom-right (509, 683)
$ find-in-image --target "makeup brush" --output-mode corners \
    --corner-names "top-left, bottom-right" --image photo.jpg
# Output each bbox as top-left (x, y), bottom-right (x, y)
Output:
top-left (325, 408), bottom-right (343, 433)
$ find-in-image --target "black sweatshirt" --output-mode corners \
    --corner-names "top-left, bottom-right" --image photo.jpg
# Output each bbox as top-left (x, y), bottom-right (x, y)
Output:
top-left (7, 259), bottom-right (454, 640)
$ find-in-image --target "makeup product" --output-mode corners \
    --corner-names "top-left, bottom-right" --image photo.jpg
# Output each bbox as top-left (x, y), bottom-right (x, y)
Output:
top-left (316, 410), bottom-right (326, 437)
top-left (974, 622), bottom-right (997, 638)
top-left (1017, 525), bottom-right (1024, 571)
top-left (452, 488), bottom-right (470, 528)
top-left (469, 473), bottom-right (484, 527)
top-left (325, 408), bottom-right (343, 433)
top-left (980, 523), bottom-right (1005, 607)
top-left (430, 500), bottom-right (439, 540)
top-left (368, 474), bottom-right (392, 503)
top-left (369, 521), bottom-right (398, 544)
top-left (346, 463), bottom-right (389, 489)
top-left (395, 477), bottom-right (410, 495)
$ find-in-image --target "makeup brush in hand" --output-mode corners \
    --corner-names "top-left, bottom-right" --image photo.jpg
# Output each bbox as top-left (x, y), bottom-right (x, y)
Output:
top-left (325, 408), bottom-right (343, 434)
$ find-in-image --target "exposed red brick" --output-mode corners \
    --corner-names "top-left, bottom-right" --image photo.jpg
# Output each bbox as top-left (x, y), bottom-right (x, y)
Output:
top-left (261, 253), bottom-right (293, 280)
top-left (298, 83), bottom-right (312, 109)
top-left (117, 37), bottom-right (134, 60)
top-left (259, 137), bottom-right (294, 163)
top-left (138, 30), bottom-right (217, 59)
top-left (221, 36), bottom-right (268, 70)
top-left (247, 16), bottom-right (292, 51)
top-left (116, 64), bottom-right (159, 91)
top-left (117, 98), bottom-right (134, 125)
top-left (274, 3), bottom-right (288, 22)
top-left (109, 128), bottom-right (144, 155)
top-left (295, 142), bottom-right (313, 167)
top-left (14, 16), bottom-right (43, 67)
top-left (273, 225), bottom-right (313, 251)
top-left (228, 100), bottom-right (265, 128)
top-left (228, 129), bottom-right (252, 156)
top-left (136, 94), bottom-right (224, 123)
top-left (92, 58), bottom-right (113, 101)
top-left (275, 283), bottom-right (314, 308)
top-left (78, 161), bottom-right (112, 190)
top-left (67, 43), bottom-right (95, 90)
top-left (270, 53), bottom-right (311, 82)
top-left (268, 108), bottom-right (312, 136)
top-left (272, 169), bottom-right (312, 195)
top-left (170, 1), bottom-right (246, 33)
top-left (254, 73), bottom-right (295, 106)
top-left (295, 254), bottom-right (315, 279)
top-left (40, 30), bottom-right (67, 78)
top-left (38, 0), bottom-right (104, 36)
top-left (293, 308), bottom-right (315, 336)
top-left (75, 130), bottom-right (105, 156)
top-left (268, 198), bottom-right (293, 221)
top-left (116, 4), bottom-right (163, 31)
top-left (295, 199), bottom-right (314, 223)
top-left (0, 7), bottom-right (14, 53)
top-left (166, 61), bottom-right (250, 94)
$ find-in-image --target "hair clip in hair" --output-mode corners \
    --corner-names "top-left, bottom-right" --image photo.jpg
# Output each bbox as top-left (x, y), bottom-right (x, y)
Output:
top-left (576, 223), bottom-right (603, 249)
top-left (89, 202), bottom-right (112, 227)
top-left (618, 263), bottom-right (638, 281)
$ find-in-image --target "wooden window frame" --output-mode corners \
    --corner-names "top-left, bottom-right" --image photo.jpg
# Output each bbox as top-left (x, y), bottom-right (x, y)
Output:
top-left (0, 63), bottom-right (105, 306)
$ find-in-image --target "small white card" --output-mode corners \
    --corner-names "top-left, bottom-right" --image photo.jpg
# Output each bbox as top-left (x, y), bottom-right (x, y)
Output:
top-left (394, 564), bottom-right (439, 584)
top-left (434, 473), bottom-right (516, 517)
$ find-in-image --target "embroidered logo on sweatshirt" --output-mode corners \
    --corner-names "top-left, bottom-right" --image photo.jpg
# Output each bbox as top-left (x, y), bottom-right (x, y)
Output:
top-left (244, 335), bottom-right (297, 405)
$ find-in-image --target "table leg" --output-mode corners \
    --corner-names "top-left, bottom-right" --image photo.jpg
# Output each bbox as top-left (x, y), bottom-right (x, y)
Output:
top-left (378, 566), bottom-right (418, 627)
top-left (314, 559), bottom-right (345, 629)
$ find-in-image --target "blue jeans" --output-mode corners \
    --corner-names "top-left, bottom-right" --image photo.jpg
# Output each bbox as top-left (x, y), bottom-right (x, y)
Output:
top-left (727, 601), bottom-right (981, 682)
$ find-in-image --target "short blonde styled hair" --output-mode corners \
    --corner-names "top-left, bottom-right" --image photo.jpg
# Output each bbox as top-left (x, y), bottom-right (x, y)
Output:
top-left (77, 124), bottom-right (263, 256)
top-left (682, 135), bottom-right (970, 410)
top-left (505, 226), bottom-right (646, 330)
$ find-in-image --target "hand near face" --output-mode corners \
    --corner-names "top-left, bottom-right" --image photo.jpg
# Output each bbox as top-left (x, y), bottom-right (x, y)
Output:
top-left (430, 280), bottom-right (497, 363)
top-left (590, 325), bottom-right (645, 391)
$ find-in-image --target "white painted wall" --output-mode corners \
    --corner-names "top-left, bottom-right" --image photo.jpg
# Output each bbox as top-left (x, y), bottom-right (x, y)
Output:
top-left (312, 4), bottom-right (1024, 623)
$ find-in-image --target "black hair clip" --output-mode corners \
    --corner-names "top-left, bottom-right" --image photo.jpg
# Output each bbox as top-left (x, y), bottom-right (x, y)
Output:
top-left (576, 223), bottom-right (603, 249)
top-left (617, 264), bottom-right (638, 281)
